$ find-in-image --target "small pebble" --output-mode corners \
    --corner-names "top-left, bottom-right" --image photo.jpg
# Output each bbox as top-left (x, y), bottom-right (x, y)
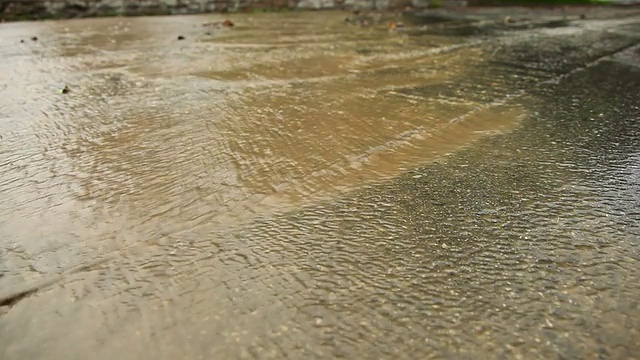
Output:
top-left (61, 85), bottom-right (70, 94)
top-left (503, 16), bottom-right (517, 25)
top-left (31, 36), bottom-right (38, 41)
top-left (177, 35), bottom-right (185, 40)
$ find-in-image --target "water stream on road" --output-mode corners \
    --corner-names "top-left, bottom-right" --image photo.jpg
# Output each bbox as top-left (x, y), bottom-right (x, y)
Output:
top-left (0, 11), bottom-right (639, 359)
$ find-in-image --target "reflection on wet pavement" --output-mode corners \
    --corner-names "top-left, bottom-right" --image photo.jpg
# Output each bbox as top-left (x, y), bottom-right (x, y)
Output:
top-left (1, 10), bottom-right (639, 359)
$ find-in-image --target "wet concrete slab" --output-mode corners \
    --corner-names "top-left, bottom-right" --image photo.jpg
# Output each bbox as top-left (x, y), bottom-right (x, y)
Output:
top-left (0, 8), bottom-right (639, 359)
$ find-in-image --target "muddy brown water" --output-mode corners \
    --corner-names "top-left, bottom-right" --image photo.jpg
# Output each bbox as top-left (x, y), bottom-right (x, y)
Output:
top-left (0, 11), bottom-right (639, 359)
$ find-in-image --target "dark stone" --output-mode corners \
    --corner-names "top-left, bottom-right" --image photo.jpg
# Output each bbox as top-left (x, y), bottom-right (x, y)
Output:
top-left (177, 35), bottom-right (185, 40)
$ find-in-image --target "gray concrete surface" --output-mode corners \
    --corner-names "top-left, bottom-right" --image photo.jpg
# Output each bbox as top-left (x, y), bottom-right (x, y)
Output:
top-left (0, 8), bottom-right (639, 360)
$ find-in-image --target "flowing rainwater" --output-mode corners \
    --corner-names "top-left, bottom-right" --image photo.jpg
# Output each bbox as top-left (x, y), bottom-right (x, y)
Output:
top-left (0, 11), bottom-right (639, 359)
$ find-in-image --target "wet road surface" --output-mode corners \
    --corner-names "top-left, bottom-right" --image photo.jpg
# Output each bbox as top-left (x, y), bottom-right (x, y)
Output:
top-left (1, 10), bottom-right (640, 359)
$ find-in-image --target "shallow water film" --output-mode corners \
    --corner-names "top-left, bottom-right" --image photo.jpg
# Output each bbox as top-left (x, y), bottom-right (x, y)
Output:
top-left (1, 10), bottom-right (639, 359)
